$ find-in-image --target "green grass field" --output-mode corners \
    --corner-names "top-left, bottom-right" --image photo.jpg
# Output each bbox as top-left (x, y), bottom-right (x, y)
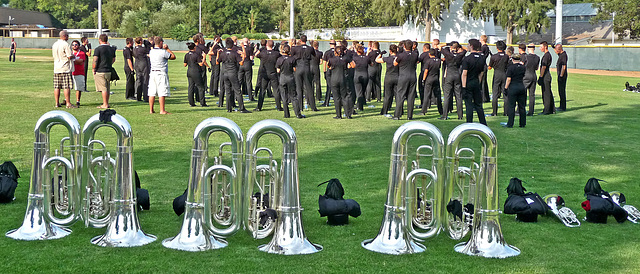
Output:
top-left (0, 48), bottom-right (639, 273)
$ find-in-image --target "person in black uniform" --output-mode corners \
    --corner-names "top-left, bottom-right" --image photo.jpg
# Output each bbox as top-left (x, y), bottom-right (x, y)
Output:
top-left (377, 45), bottom-right (397, 116)
top-left (393, 40), bottom-right (419, 120)
top-left (441, 41), bottom-right (467, 120)
top-left (327, 46), bottom-right (353, 119)
top-left (352, 44), bottom-right (371, 111)
top-left (480, 35), bottom-right (492, 103)
top-left (322, 40), bottom-right (336, 107)
top-left (255, 40), bottom-right (282, 111)
top-left (461, 39), bottom-right (487, 125)
top-left (9, 38), bottom-right (16, 62)
top-left (504, 54), bottom-right (527, 128)
top-left (417, 43), bottom-right (432, 107)
top-left (366, 41), bottom-right (382, 102)
top-left (217, 37), bottom-right (251, 113)
top-left (208, 35), bottom-right (223, 97)
top-left (421, 48), bottom-right (443, 115)
top-left (238, 37), bottom-right (255, 101)
top-left (184, 42), bottom-right (207, 107)
top-left (345, 40), bottom-right (357, 110)
top-left (310, 40), bottom-right (323, 103)
top-left (488, 40), bottom-right (509, 116)
top-left (538, 41), bottom-right (555, 115)
top-left (276, 45), bottom-right (304, 118)
top-left (523, 43), bottom-right (539, 116)
top-left (291, 35), bottom-right (317, 112)
top-left (133, 37), bottom-right (150, 102)
top-left (123, 38), bottom-right (136, 100)
top-left (194, 35), bottom-right (209, 99)
top-left (554, 44), bottom-right (568, 111)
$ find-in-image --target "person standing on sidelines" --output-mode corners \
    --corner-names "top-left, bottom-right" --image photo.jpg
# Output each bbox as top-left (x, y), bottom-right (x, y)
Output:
top-left (134, 37), bottom-right (150, 102)
top-left (52, 30), bottom-right (77, 109)
top-left (538, 41), bottom-right (555, 115)
top-left (93, 34), bottom-right (116, 109)
top-left (148, 37), bottom-right (176, 114)
top-left (523, 43), bottom-right (540, 116)
top-left (555, 44), bottom-right (568, 111)
top-left (79, 37), bottom-right (91, 91)
top-left (71, 40), bottom-right (86, 107)
top-left (504, 54), bottom-right (527, 128)
top-left (461, 39), bottom-right (487, 125)
top-left (123, 38), bottom-right (136, 100)
top-left (9, 38), bottom-right (16, 62)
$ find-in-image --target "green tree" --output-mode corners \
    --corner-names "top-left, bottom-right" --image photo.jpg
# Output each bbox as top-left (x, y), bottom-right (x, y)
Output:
top-left (9, 0), bottom-right (91, 28)
top-left (404, 0), bottom-right (453, 42)
top-left (102, 0), bottom-right (143, 31)
top-left (118, 8), bottom-right (152, 37)
top-left (592, 0), bottom-right (640, 39)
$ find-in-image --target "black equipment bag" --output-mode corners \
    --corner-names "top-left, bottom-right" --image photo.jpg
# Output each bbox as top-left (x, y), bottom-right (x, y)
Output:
top-left (134, 171), bottom-right (150, 210)
top-left (0, 161), bottom-right (19, 203)
top-left (503, 177), bottom-right (547, 222)
top-left (173, 188), bottom-right (188, 216)
top-left (317, 178), bottom-right (361, 225)
top-left (582, 178), bottom-right (627, 223)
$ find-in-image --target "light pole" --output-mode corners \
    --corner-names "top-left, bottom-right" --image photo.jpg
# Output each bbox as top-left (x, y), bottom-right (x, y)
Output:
top-left (555, 0), bottom-right (562, 45)
top-left (289, 0), bottom-right (294, 38)
top-left (611, 12), bottom-right (615, 45)
top-left (98, 0), bottom-right (102, 36)
top-left (199, 0), bottom-right (202, 33)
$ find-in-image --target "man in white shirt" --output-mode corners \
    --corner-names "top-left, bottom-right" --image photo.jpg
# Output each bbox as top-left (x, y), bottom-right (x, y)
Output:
top-left (148, 36), bottom-right (176, 114)
top-left (52, 30), bottom-right (77, 108)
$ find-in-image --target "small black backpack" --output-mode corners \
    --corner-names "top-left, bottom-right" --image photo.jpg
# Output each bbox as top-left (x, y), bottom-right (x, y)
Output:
top-left (582, 178), bottom-right (627, 223)
top-left (0, 161), bottom-right (19, 203)
top-left (503, 177), bottom-right (547, 222)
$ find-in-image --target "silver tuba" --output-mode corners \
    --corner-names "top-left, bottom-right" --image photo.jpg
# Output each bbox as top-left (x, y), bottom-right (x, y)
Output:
top-left (244, 119), bottom-right (322, 255)
top-left (609, 191), bottom-right (640, 224)
top-left (446, 123), bottom-right (520, 258)
top-left (6, 111), bottom-right (82, 240)
top-left (82, 113), bottom-right (156, 247)
top-left (163, 117), bottom-right (244, 251)
top-left (543, 194), bottom-right (580, 227)
top-left (362, 121), bottom-right (445, 255)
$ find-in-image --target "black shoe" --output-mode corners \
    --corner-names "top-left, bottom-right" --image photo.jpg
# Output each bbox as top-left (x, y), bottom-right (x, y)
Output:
top-left (76, 101), bottom-right (80, 107)
top-left (201, 104), bottom-right (209, 107)
top-left (346, 116), bottom-right (352, 119)
top-left (502, 124), bottom-right (513, 128)
top-left (391, 117), bottom-right (400, 120)
top-left (312, 108), bottom-right (320, 111)
top-left (556, 108), bottom-right (565, 112)
top-left (526, 113), bottom-right (534, 116)
top-left (190, 104), bottom-right (196, 107)
top-left (297, 114), bottom-right (306, 119)
top-left (240, 109), bottom-right (252, 113)
top-left (353, 111), bottom-right (358, 115)
top-left (539, 112), bottom-right (549, 115)
top-left (437, 117), bottom-right (448, 120)
top-left (227, 110), bottom-right (233, 113)
top-left (333, 116), bottom-right (342, 119)
top-left (253, 108), bottom-right (261, 112)
top-left (519, 125), bottom-right (526, 128)
top-left (276, 108), bottom-right (284, 111)
top-left (408, 117), bottom-right (414, 120)
top-left (126, 97), bottom-right (137, 101)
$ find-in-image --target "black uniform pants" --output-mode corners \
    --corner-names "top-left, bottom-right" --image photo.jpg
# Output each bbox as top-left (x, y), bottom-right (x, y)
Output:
top-left (418, 69), bottom-right (426, 105)
top-left (9, 49), bottom-right (15, 62)
top-left (201, 67), bottom-right (208, 95)
top-left (331, 77), bottom-right (352, 118)
top-left (540, 73), bottom-right (555, 114)
top-left (443, 73), bottom-right (463, 119)
top-left (134, 61), bottom-right (149, 101)
top-left (381, 77), bottom-right (397, 115)
top-left (354, 71), bottom-right (368, 111)
top-left (238, 64), bottom-right (253, 100)
top-left (394, 77), bottom-right (417, 119)
top-left (463, 81), bottom-right (487, 125)
top-left (222, 72), bottom-right (244, 111)
top-left (523, 77), bottom-right (536, 115)
top-left (506, 87), bottom-right (526, 127)
top-left (295, 64), bottom-right (316, 111)
top-left (188, 70), bottom-right (206, 106)
top-left (280, 74), bottom-right (300, 118)
top-left (323, 70), bottom-right (332, 106)
top-left (366, 65), bottom-right (381, 101)
top-left (557, 75), bottom-right (567, 110)
top-left (210, 62), bottom-right (220, 96)
top-left (311, 66), bottom-right (322, 100)
top-left (481, 66), bottom-right (490, 102)
top-left (125, 69), bottom-right (135, 99)
top-left (492, 72), bottom-right (507, 116)
top-left (257, 73), bottom-right (281, 110)
top-left (422, 77), bottom-right (443, 115)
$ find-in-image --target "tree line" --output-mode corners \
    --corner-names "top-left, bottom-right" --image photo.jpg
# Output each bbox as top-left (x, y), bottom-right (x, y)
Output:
top-left (4, 0), bottom-right (638, 42)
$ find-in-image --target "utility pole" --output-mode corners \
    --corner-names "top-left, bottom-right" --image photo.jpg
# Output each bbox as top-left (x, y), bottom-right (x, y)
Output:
top-left (555, 0), bottom-right (562, 44)
top-left (289, 0), bottom-right (294, 38)
top-left (98, 0), bottom-right (102, 36)
top-left (199, 0), bottom-right (202, 33)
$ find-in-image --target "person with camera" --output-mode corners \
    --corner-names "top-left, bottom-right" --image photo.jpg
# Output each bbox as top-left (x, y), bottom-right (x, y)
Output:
top-left (504, 54), bottom-right (527, 128)
top-left (376, 45), bottom-right (395, 116)
top-left (148, 36), bottom-right (175, 114)
top-left (440, 41), bottom-right (467, 120)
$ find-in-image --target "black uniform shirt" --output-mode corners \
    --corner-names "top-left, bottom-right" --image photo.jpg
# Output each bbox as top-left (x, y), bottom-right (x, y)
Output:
top-left (256, 49), bottom-right (281, 76)
top-left (276, 55), bottom-right (297, 76)
top-left (442, 48), bottom-right (467, 73)
top-left (419, 51), bottom-right (430, 72)
top-left (311, 49), bottom-right (323, 67)
top-left (133, 45), bottom-right (148, 64)
top-left (461, 52), bottom-right (485, 84)
top-left (327, 55), bottom-right (348, 77)
top-left (489, 52), bottom-right (510, 74)
top-left (556, 51), bottom-right (568, 77)
top-left (367, 49), bottom-right (380, 64)
top-left (123, 46), bottom-right (133, 72)
top-left (220, 48), bottom-right (242, 73)
top-left (291, 44), bottom-right (315, 64)
top-left (395, 50), bottom-right (418, 78)
top-left (323, 48), bottom-right (334, 63)
top-left (353, 54), bottom-right (371, 73)
top-left (210, 43), bottom-right (223, 61)
top-left (524, 53), bottom-right (540, 79)
top-left (540, 52), bottom-right (552, 76)
top-left (241, 45), bottom-right (254, 64)
top-left (184, 51), bottom-right (201, 73)
top-left (481, 44), bottom-right (492, 62)
top-left (425, 57), bottom-right (441, 79)
top-left (383, 56), bottom-right (398, 77)
top-left (195, 44), bottom-right (207, 63)
top-left (506, 63), bottom-right (526, 84)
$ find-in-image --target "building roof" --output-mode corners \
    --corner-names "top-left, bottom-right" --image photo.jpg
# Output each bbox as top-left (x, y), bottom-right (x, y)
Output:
top-left (546, 3), bottom-right (598, 17)
top-left (0, 7), bottom-right (53, 27)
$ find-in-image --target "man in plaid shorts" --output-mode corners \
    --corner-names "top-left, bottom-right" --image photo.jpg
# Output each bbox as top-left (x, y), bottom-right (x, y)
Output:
top-left (52, 30), bottom-right (77, 108)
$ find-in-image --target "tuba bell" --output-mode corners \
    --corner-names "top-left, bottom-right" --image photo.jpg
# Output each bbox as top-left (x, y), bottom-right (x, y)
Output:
top-left (163, 117), bottom-right (244, 251)
top-left (446, 123), bottom-right (520, 258)
top-left (244, 119), bottom-right (322, 255)
top-left (82, 113), bottom-right (156, 247)
top-left (6, 111), bottom-right (82, 240)
top-left (362, 121), bottom-right (445, 255)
